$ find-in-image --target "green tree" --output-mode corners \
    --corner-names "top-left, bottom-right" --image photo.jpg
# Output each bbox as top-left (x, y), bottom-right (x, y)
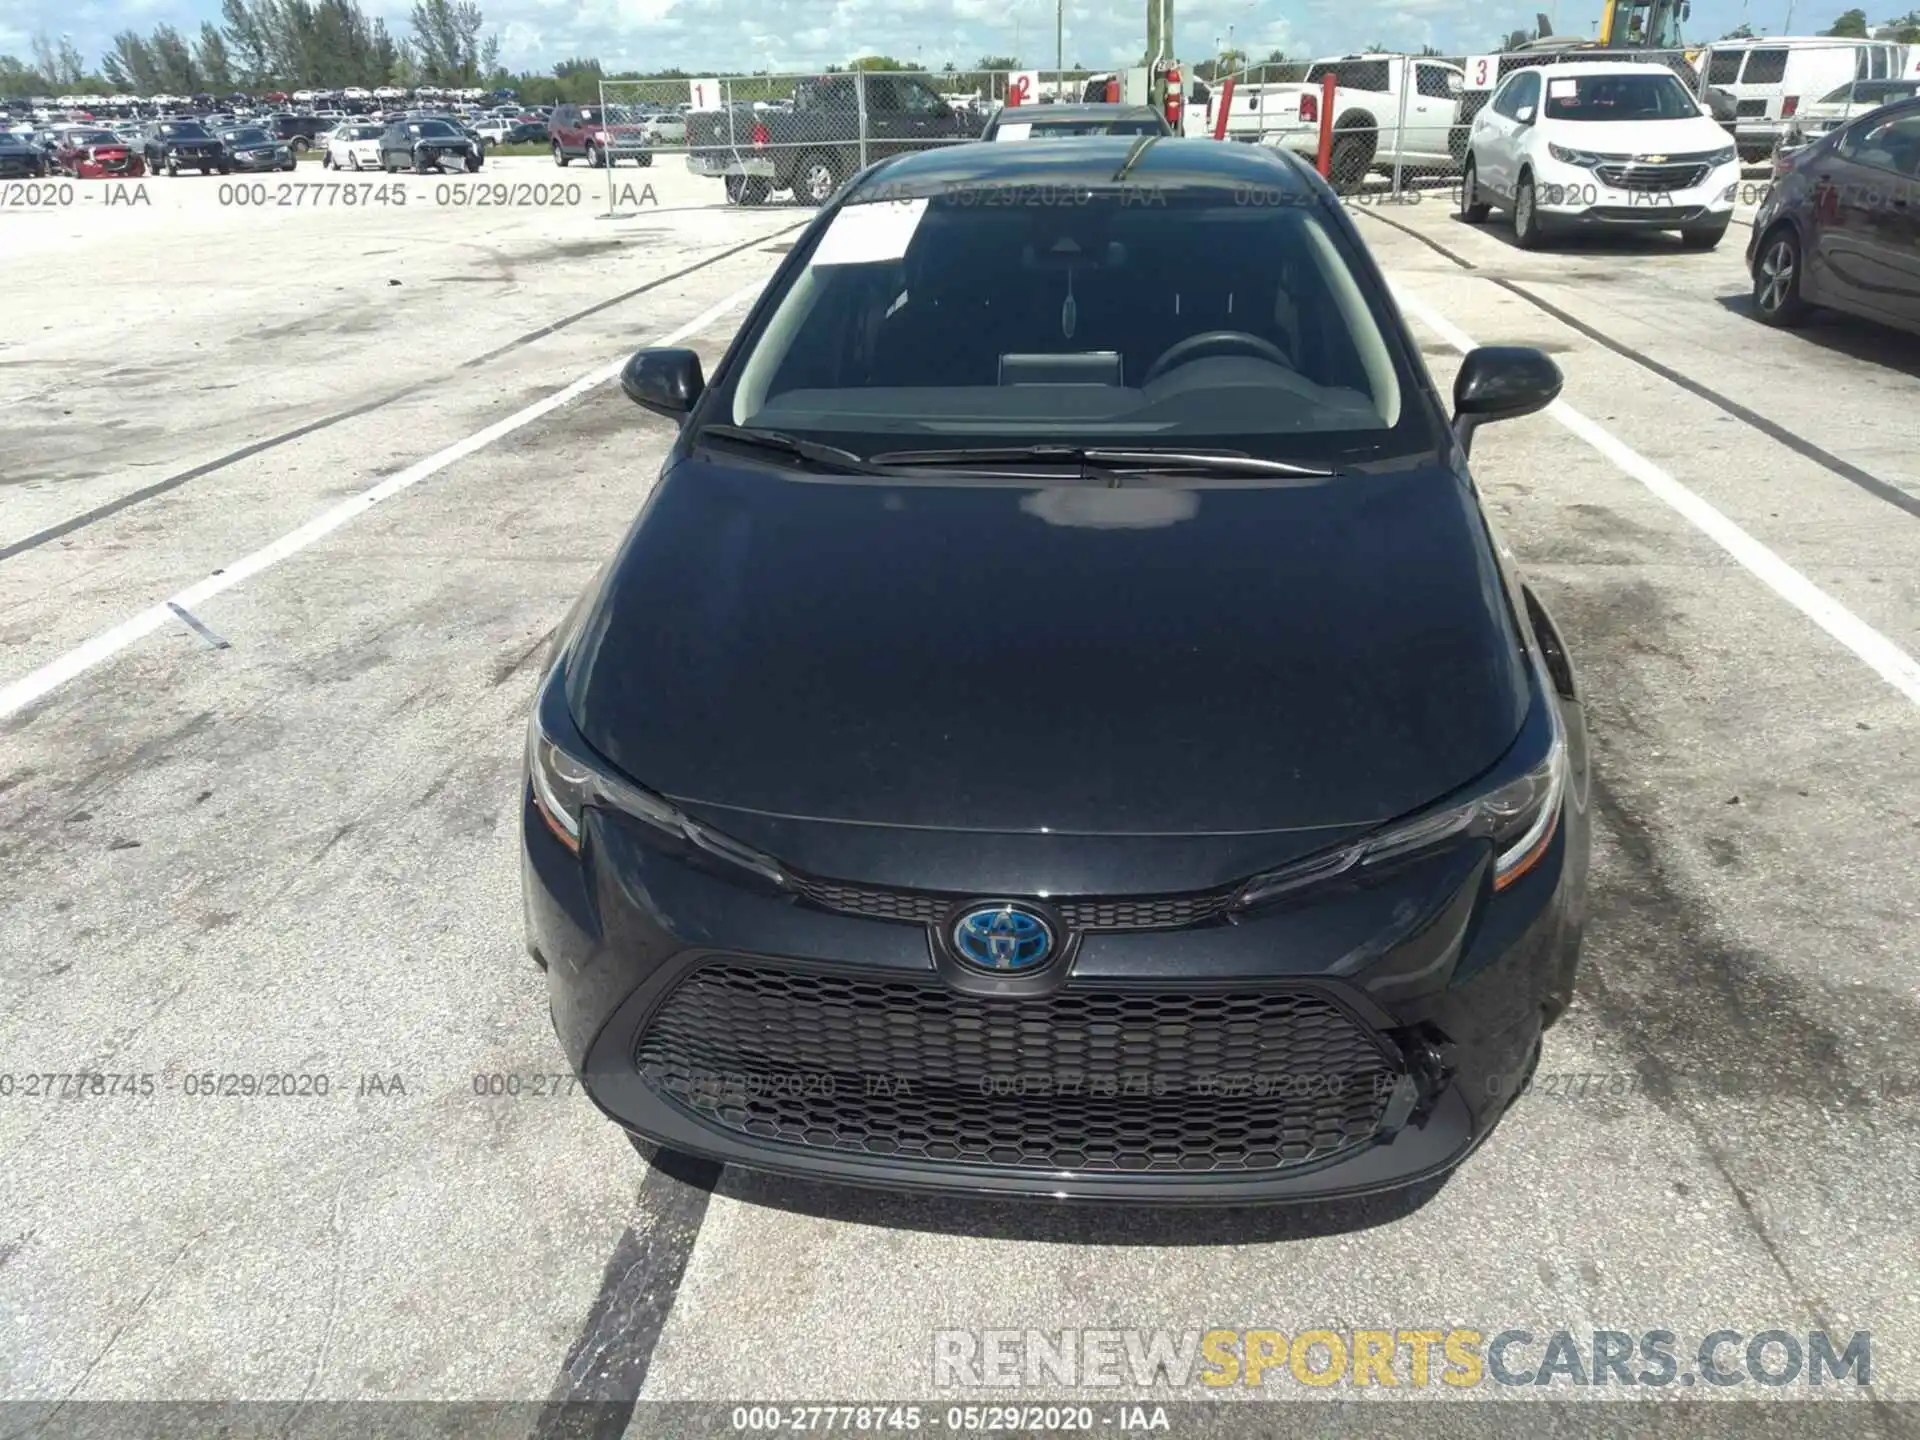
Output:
top-left (1825, 7), bottom-right (1869, 34)
top-left (0, 55), bottom-right (52, 92)
top-left (150, 24), bottom-right (201, 92)
top-left (1881, 10), bottom-right (1920, 42)
top-left (30, 31), bottom-right (88, 87)
top-left (196, 23), bottom-right (236, 89)
top-left (1721, 22), bottom-right (1755, 37)
top-left (103, 32), bottom-right (161, 91)
top-left (409, 0), bottom-right (492, 86)
top-left (849, 54), bottom-right (911, 70)
top-left (220, 0), bottom-right (272, 85)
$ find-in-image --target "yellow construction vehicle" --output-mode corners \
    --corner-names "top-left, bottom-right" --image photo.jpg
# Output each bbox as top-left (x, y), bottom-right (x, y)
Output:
top-left (1518, 0), bottom-right (1699, 57)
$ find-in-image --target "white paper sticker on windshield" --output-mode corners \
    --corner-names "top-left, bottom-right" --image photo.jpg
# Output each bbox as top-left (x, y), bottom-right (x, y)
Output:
top-left (810, 197), bottom-right (929, 265)
top-left (1548, 78), bottom-right (1578, 98)
top-left (995, 122), bottom-right (1034, 142)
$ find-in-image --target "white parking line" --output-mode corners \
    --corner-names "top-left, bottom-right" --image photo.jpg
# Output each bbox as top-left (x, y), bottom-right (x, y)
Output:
top-left (1395, 286), bottom-right (1920, 711)
top-left (0, 278), bottom-right (766, 724)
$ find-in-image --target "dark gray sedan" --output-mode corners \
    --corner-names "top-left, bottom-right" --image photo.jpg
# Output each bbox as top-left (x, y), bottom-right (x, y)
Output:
top-left (377, 118), bottom-right (482, 173)
top-left (217, 126), bottom-right (297, 172)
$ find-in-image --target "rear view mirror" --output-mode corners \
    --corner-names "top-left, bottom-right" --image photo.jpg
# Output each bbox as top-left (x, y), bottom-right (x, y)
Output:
top-left (620, 347), bottom-right (705, 419)
top-left (1451, 345), bottom-right (1562, 457)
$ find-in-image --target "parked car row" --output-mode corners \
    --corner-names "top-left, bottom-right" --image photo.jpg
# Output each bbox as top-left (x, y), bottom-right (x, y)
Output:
top-left (3, 86), bottom-right (519, 119)
top-left (319, 117), bottom-right (486, 172)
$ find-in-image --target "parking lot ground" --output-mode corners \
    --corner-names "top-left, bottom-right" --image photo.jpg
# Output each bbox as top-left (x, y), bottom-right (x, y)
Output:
top-left (1, 161), bottom-right (1918, 1435)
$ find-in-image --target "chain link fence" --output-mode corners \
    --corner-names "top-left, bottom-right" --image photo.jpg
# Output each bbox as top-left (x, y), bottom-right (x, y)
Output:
top-left (559, 43), bottom-right (1917, 213)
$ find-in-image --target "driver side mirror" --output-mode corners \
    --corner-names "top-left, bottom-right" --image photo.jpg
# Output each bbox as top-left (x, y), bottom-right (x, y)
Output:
top-left (1451, 346), bottom-right (1562, 458)
top-left (620, 347), bottom-right (705, 420)
top-left (1515, 104), bottom-right (1537, 125)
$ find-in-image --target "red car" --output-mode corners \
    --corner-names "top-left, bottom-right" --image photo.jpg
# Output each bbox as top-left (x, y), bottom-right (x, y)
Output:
top-left (55, 128), bottom-right (146, 178)
top-left (547, 102), bottom-right (651, 166)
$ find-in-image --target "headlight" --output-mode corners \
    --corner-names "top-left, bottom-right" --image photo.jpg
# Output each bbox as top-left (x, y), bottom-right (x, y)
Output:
top-left (1547, 142), bottom-right (1604, 168)
top-left (1234, 693), bottom-right (1567, 911)
top-left (1707, 144), bottom-right (1737, 167)
top-left (526, 696), bottom-right (787, 887)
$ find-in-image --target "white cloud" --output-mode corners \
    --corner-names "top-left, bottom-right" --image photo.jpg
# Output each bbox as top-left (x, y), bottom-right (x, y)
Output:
top-left (3, 0), bottom-right (1804, 81)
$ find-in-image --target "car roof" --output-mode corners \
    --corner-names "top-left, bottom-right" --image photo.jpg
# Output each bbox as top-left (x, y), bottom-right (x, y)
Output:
top-left (1706, 35), bottom-right (1885, 48)
top-left (846, 135), bottom-right (1314, 200)
top-left (1505, 59), bottom-right (1692, 79)
top-left (1006, 103), bottom-right (1167, 123)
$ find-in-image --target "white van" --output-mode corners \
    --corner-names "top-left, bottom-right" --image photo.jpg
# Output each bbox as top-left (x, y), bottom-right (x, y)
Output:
top-left (1698, 36), bottom-right (1907, 157)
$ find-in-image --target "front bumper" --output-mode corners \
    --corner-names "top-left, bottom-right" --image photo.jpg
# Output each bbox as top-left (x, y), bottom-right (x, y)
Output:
top-left (525, 757), bottom-right (1588, 1203)
top-left (1534, 159), bottom-right (1739, 230)
top-left (229, 150), bottom-right (290, 170)
top-left (688, 151), bottom-right (775, 178)
top-left (410, 144), bottom-right (478, 170)
top-left (72, 157), bottom-right (145, 178)
top-left (1733, 119), bottom-right (1787, 150)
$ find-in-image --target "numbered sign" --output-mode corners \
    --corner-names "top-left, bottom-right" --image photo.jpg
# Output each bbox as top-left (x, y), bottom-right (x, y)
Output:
top-left (1008, 71), bottom-right (1037, 106)
top-left (689, 77), bottom-right (721, 109)
top-left (1462, 55), bottom-right (1498, 91)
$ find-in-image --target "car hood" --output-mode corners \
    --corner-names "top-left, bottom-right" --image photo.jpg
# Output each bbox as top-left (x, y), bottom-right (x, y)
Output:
top-left (1545, 115), bottom-right (1730, 154)
top-left (568, 453), bottom-right (1530, 839)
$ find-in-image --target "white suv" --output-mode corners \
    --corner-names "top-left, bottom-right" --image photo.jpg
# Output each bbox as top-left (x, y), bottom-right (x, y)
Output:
top-left (1462, 61), bottom-right (1740, 250)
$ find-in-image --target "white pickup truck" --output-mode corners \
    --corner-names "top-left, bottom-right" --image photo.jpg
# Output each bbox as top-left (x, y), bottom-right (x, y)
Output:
top-left (1249, 54), bottom-right (1467, 190)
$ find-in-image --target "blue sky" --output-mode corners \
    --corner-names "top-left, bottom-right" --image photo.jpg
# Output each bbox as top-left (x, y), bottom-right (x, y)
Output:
top-left (0, 0), bottom-right (1874, 79)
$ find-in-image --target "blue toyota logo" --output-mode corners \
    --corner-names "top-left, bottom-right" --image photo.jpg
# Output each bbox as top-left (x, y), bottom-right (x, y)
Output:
top-left (952, 904), bottom-right (1054, 972)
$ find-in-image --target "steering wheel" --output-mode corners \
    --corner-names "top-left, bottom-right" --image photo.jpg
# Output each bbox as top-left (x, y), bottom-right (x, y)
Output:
top-left (1142, 330), bottom-right (1294, 384)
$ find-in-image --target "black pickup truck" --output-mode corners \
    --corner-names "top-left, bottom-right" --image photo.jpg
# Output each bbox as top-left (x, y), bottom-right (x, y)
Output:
top-left (685, 72), bottom-right (978, 206)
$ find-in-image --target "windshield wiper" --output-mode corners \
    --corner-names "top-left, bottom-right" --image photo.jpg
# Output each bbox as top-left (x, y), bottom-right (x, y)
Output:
top-left (698, 424), bottom-right (883, 474)
top-left (866, 445), bottom-right (1338, 478)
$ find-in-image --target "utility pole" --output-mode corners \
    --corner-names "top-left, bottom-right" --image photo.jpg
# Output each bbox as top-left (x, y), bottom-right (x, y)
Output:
top-left (1056, 0), bottom-right (1063, 98)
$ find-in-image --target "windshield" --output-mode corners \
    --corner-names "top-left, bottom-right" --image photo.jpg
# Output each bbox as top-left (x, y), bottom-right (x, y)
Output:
top-left (224, 128), bottom-right (270, 144)
top-left (159, 123), bottom-right (211, 138)
top-left (70, 130), bottom-right (119, 145)
top-left (1016, 119), bottom-right (1169, 137)
top-left (720, 190), bottom-right (1422, 465)
top-left (409, 121), bottom-right (458, 137)
top-left (1544, 72), bottom-right (1699, 121)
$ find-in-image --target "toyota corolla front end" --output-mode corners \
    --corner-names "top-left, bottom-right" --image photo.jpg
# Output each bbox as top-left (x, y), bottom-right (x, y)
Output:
top-left (520, 140), bottom-right (1590, 1203)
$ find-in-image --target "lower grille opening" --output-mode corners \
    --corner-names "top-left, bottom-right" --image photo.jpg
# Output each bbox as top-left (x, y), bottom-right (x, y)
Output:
top-left (635, 962), bottom-right (1403, 1175)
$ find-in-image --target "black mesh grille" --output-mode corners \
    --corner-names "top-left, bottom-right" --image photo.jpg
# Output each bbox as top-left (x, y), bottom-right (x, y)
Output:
top-left (635, 962), bottom-right (1402, 1174)
top-left (1593, 161), bottom-right (1711, 190)
top-left (1584, 205), bottom-right (1707, 222)
top-left (787, 875), bottom-right (1238, 933)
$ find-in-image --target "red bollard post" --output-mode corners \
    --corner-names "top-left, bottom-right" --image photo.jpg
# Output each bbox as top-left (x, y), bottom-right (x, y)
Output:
top-left (1212, 76), bottom-right (1236, 140)
top-left (1315, 73), bottom-right (1337, 178)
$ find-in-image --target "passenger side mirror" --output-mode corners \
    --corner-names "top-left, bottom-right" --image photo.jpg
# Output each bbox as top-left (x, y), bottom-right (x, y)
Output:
top-left (1515, 104), bottom-right (1536, 125)
top-left (620, 347), bottom-right (705, 419)
top-left (1451, 346), bottom-right (1562, 458)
